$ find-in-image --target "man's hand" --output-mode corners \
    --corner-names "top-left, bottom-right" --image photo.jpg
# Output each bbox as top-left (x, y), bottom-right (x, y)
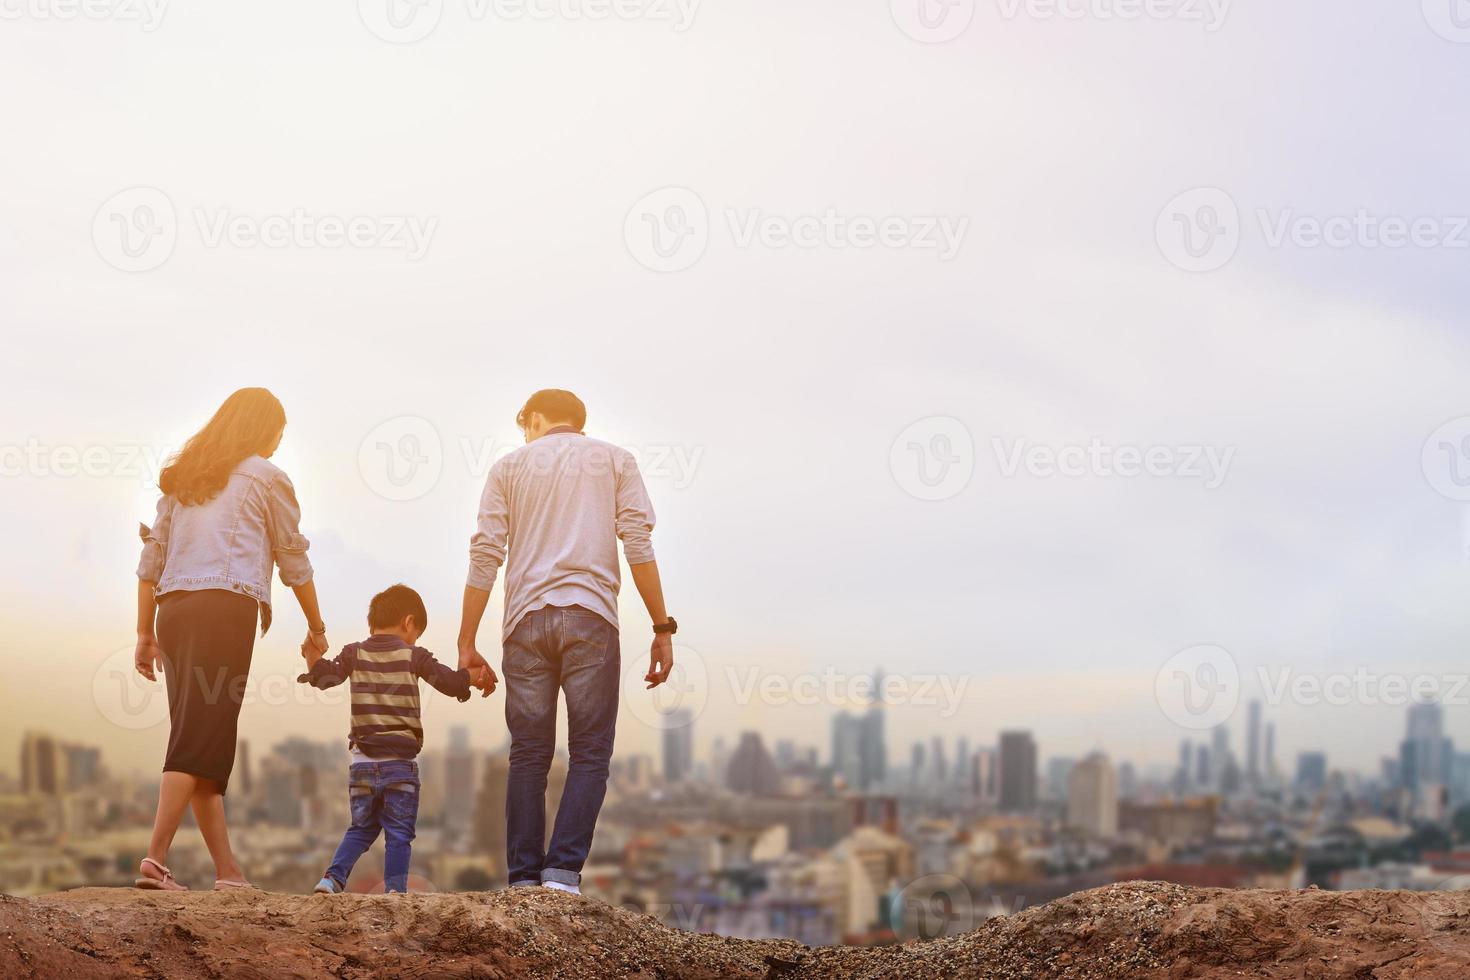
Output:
top-left (645, 633), bottom-right (674, 689)
top-left (459, 643), bottom-right (498, 698)
top-left (134, 634), bottom-right (164, 682)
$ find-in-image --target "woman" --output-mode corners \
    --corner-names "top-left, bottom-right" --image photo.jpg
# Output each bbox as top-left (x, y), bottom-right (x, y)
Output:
top-left (133, 387), bottom-right (329, 890)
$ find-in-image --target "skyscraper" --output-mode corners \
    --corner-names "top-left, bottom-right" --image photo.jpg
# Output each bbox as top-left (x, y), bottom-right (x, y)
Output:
top-left (1264, 722), bottom-right (1277, 783)
top-left (832, 676), bottom-right (887, 792)
top-left (974, 746), bottom-right (998, 805)
top-left (662, 709), bottom-right (694, 783)
top-left (1210, 725), bottom-right (1231, 792)
top-left (998, 731), bottom-right (1037, 812)
top-left (1066, 752), bottom-right (1118, 838)
top-left (931, 736), bottom-right (948, 784)
top-left (1195, 743), bottom-right (1211, 789)
top-left (1296, 752), bottom-right (1328, 792)
top-left (1246, 700), bottom-right (1262, 786)
top-left (862, 668), bottom-right (887, 789)
top-left (1401, 700), bottom-right (1454, 819)
top-left (19, 732), bottom-right (58, 796)
top-left (832, 713), bottom-right (863, 788)
top-left (444, 725), bottom-right (477, 835)
top-left (726, 732), bottom-right (781, 796)
top-left (1045, 757), bottom-right (1077, 801)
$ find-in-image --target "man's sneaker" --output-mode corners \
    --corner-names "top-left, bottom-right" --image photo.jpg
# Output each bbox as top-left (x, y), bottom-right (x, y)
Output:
top-left (314, 876), bottom-right (342, 894)
top-left (543, 881), bottom-right (580, 895)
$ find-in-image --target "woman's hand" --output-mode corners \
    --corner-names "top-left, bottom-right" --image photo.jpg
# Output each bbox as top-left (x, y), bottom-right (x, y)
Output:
top-left (303, 629), bottom-right (329, 659)
top-left (135, 634), bottom-right (164, 681)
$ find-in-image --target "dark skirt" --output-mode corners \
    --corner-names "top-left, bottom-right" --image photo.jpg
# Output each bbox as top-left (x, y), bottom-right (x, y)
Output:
top-left (156, 589), bottom-right (258, 794)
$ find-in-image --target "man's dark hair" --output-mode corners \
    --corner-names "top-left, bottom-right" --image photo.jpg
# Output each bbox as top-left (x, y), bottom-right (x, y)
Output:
top-left (368, 583), bottom-right (428, 631)
top-left (517, 389), bottom-right (586, 431)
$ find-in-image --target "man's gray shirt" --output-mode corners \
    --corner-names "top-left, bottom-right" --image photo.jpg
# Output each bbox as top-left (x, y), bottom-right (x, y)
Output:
top-left (468, 430), bottom-right (656, 640)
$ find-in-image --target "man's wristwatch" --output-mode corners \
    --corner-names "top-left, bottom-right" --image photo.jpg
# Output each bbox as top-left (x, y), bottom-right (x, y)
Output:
top-left (653, 617), bottom-right (678, 636)
top-left (309, 623), bottom-right (327, 636)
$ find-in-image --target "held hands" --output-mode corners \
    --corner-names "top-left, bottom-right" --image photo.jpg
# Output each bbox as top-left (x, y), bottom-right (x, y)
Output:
top-left (301, 629), bottom-right (329, 669)
top-left (134, 635), bottom-right (164, 682)
top-left (645, 633), bottom-right (674, 689)
top-left (458, 642), bottom-right (498, 698)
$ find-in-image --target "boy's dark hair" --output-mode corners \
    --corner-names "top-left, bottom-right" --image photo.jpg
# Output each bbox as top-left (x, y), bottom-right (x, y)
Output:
top-left (368, 584), bottom-right (428, 631)
top-left (516, 389), bottom-right (586, 431)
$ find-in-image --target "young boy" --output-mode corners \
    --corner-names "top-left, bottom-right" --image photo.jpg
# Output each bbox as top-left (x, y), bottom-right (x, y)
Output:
top-left (298, 584), bottom-right (474, 894)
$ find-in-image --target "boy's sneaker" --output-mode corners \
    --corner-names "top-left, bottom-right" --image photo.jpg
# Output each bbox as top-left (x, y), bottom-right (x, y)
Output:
top-left (314, 876), bottom-right (343, 894)
top-left (543, 881), bottom-right (580, 895)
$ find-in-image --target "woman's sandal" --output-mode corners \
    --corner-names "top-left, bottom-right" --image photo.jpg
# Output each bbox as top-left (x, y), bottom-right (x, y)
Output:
top-left (135, 858), bottom-right (187, 891)
top-left (213, 879), bottom-right (257, 891)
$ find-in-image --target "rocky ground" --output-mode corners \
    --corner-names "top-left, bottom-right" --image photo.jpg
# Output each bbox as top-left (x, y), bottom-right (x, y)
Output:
top-left (3, 881), bottom-right (1470, 978)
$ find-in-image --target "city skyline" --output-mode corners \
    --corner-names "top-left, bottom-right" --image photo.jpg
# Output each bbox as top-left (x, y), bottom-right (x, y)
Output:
top-left (9, 672), bottom-right (1470, 786)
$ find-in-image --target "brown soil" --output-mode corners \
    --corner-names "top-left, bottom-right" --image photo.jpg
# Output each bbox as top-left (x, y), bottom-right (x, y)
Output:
top-left (2, 880), bottom-right (1467, 978)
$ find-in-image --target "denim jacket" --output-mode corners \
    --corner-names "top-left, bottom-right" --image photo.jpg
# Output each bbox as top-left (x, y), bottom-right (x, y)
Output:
top-left (136, 455), bottom-right (313, 635)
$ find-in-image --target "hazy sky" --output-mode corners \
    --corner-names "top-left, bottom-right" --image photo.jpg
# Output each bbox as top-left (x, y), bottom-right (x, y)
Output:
top-left (3, 1), bottom-right (1470, 781)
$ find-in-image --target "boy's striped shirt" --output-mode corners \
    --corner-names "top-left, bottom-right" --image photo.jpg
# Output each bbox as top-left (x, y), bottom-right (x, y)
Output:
top-left (299, 634), bottom-right (471, 759)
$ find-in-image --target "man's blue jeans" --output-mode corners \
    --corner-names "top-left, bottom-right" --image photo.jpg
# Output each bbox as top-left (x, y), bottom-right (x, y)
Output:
top-left (325, 759), bottom-right (420, 893)
top-left (503, 605), bottom-right (620, 888)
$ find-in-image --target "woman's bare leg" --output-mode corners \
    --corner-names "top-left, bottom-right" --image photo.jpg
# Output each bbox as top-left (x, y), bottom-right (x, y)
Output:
top-left (146, 771), bottom-right (198, 868)
top-left (191, 780), bottom-right (245, 882)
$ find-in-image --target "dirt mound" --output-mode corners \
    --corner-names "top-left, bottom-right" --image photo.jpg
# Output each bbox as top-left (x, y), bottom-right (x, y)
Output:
top-left (2, 881), bottom-right (1468, 979)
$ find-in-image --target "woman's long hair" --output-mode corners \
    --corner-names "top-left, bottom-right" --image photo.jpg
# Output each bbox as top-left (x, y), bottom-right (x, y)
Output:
top-left (159, 388), bottom-right (286, 505)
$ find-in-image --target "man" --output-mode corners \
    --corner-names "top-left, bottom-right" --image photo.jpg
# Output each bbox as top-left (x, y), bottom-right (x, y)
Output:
top-left (457, 389), bottom-right (675, 895)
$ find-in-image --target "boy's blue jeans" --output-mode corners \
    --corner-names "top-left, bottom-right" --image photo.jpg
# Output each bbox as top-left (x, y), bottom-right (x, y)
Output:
top-left (503, 605), bottom-right (620, 889)
top-left (325, 759), bottom-right (420, 893)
